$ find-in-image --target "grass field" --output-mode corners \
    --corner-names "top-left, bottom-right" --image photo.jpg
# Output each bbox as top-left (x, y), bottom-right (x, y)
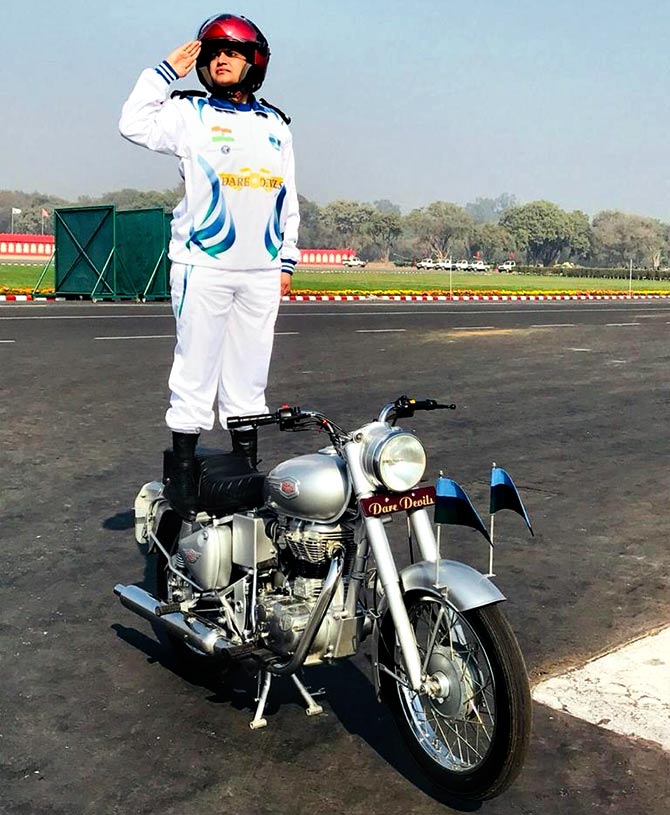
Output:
top-left (3, 261), bottom-right (670, 296)
top-left (0, 262), bottom-right (54, 293)
top-left (291, 269), bottom-right (670, 294)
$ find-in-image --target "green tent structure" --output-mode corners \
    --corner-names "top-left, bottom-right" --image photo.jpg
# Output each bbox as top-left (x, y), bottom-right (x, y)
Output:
top-left (34, 205), bottom-right (171, 300)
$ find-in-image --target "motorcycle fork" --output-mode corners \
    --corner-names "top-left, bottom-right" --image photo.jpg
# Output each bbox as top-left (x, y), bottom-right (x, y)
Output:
top-left (344, 441), bottom-right (437, 692)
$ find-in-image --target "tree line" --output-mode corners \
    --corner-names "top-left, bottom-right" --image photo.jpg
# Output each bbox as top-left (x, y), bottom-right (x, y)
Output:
top-left (2, 188), bottom-right (668, 268)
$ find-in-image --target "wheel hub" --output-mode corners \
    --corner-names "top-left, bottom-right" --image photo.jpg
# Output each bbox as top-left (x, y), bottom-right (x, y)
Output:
top-left (426, 645), bottom-right (477, 719)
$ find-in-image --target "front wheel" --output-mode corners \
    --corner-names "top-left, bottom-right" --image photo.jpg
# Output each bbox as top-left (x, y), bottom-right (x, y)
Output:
top-left (379, 596), bottom-right (531, 801)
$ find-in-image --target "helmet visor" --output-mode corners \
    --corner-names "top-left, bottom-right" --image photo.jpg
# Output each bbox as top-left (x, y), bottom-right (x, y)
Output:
top-left (200, 39), bottom-right (253, 64)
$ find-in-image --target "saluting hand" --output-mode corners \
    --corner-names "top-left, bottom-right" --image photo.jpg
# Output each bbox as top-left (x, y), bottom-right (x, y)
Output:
top-left (165, 41), bottom-right (202, 78)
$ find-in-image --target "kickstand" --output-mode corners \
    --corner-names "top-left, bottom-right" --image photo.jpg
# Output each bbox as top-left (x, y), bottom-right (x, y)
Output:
top-left (249, 670), bottom-right (272, 730)
top-left (248, 670), bottom-right (326, 730)
top-left (291, 673), bottom-right (324, 717)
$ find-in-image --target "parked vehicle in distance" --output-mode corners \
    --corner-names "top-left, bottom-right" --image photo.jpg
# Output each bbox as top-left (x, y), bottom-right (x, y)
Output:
top-left (454, 259), bottom-right (470, 271)
top-left (342, 256), bottom-right (367, 268)
top-left (416, 258), bottom-right (437, 269)
top-left (436, 258), bottom-right (454, 270)
top-left (470, 260), bottom-right (491, 272)
top-left (498, 260), bottom-right (517, 272)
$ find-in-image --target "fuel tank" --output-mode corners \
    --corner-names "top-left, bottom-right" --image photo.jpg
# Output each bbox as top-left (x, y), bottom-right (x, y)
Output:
top-left (265, 449), bottom-right (351, 523)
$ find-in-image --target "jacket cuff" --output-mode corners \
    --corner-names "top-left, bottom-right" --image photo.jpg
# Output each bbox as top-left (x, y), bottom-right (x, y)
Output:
top-left (154, 60), bottom-right (179, 84)
top-left (281, 259), bottom-right (296, 276)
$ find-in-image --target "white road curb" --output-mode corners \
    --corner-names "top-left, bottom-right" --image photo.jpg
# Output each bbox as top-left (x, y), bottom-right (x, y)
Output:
top-left (533, 626), bottom-right (670, 751)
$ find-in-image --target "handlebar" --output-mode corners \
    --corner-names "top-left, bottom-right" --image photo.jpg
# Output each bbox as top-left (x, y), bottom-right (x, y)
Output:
top-left (378, 395), bottom-right (456, 423)
top-left (227, 405), bottom-right (302, 430)
top-left (228, 395), bottom-right (455, 435)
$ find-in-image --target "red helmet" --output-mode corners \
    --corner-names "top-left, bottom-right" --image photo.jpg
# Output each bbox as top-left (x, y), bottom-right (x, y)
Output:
top-left (196, 14), bottom-right (270, 94)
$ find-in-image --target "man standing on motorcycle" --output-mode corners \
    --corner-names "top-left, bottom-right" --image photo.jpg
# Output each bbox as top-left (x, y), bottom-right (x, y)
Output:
top-left (119, 14), bottom-right (300, 520)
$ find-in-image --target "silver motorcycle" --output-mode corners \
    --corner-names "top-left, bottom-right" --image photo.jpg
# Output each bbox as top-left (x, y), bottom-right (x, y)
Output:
top-left (114, 395), bottom-right (531, 801)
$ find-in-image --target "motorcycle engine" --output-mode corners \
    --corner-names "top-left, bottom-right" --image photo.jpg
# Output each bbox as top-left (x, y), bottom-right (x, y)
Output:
top-left (280, 519), bottom-right (355, 576)
top-left (257, 519), bottom-right (356, 660)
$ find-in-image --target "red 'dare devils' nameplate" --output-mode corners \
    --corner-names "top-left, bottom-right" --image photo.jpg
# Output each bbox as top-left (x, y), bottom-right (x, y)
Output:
top-left (360, 486), bottom-right (436, 517)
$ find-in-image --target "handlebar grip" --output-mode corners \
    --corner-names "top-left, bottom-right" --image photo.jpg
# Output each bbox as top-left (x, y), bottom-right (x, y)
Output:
top-left (412, 399), bottom-right (438, 410)
top-left (389, 396), bottom-right (456, 420)
top-left (227, 405), bottom-right (303, 430)
top-left (413, 399), bottom-right (456, 411)
top-left (227, 412), bottom-right (278, 429)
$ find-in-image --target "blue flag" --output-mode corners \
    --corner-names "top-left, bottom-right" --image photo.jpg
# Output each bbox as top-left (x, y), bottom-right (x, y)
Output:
top-left (489, 467), bottom-right (533, 535)
top-left (434, 477), bottom-right (491, 543)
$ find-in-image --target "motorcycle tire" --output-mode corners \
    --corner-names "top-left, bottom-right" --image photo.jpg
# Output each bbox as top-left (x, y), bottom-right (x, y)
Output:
top-left (378, 595), bottom-right (531, 802)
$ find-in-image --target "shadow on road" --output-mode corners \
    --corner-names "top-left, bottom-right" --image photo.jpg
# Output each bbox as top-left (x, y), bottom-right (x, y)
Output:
top-left (112, 612), bottom-right (482, 812)
top-left (111, 524), bottom-right (482, 811)
top-left (103, 509), bottom-right (135, 530)
top-left (308, 660), bottom-right (483, 812)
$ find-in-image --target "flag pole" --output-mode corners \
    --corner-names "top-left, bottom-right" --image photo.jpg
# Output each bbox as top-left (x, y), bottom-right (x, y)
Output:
top-left (435, 469), bottom-right (443, 586)
top-left (488, 461), bottom-right (496, 576)
top-left (488, 515), bottom-right (495, 576)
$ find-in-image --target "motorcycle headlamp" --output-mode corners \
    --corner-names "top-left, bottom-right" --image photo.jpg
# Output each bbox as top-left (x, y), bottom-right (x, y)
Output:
top-left (361, 428), bottom-right (426, 493)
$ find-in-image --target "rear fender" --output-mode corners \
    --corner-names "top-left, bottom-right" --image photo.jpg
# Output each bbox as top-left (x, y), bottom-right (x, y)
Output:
top-left (134, 481), bottom-right (164, 545)
top-left (371, 559), bottom-right (505, 698)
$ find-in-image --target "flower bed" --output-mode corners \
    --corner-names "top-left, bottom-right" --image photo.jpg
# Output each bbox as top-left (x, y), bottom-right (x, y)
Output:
top-left (5, 285), bottom-right (670, 299)
top-left (291, 288), bottom-right (670, 297)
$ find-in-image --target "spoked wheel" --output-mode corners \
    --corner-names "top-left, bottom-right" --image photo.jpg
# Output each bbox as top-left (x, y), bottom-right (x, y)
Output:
top-left (379, 595), bottom-right (531, 801)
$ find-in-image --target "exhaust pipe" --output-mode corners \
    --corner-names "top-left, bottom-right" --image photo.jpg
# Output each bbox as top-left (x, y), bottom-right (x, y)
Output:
top-left (114, 583), bottom-right (234, 658)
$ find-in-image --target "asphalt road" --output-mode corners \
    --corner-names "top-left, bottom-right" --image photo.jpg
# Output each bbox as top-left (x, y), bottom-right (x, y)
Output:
top-left (1, 300), bottom-right (669, 815)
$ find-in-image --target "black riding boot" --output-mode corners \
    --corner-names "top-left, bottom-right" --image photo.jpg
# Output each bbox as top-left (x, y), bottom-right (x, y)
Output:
top-left (165, 431), bottom-right (199, 520)
top-left (229, 428), bottom-right (258, 469)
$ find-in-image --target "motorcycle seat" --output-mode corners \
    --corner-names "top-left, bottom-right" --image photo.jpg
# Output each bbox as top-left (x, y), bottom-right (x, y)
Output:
top-left (163, 449), bottom-right (266, 516)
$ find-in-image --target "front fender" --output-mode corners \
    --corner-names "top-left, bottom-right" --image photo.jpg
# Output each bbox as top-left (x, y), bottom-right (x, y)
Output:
top-left (399, 559), bottom-right (505, 611)
top-left (370, 559), bottom-right (505, 698)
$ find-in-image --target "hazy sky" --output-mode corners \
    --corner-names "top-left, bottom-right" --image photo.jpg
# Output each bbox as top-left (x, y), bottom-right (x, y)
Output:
top-left (3, 0), bottom-right (670, 218)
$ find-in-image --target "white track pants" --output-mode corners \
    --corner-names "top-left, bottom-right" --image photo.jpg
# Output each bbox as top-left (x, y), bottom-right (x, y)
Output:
top-left (166, 263), bottom-right (281, 433)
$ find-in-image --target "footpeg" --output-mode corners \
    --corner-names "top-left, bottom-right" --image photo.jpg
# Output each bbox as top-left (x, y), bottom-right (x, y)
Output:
top-left (216, 642), bottom-right (264, 661)
top-left (155, 602), bottom-right (182, 617)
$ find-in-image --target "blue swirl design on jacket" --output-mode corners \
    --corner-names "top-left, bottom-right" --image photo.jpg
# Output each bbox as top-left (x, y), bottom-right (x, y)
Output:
top-left (188, 97), bottom-right (209, 122)
top-left (186, 156), bottom-right (236, 258)
top-left (264, 185), bottom-right (286, 260)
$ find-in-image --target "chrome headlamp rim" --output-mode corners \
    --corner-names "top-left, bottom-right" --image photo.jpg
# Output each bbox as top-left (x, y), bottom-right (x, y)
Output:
top-left (361, 427), bottom-right (427, 493)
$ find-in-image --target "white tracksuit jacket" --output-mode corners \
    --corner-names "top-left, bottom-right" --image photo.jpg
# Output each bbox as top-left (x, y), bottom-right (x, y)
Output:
top-left (119, 60), bottom-right (300, 275)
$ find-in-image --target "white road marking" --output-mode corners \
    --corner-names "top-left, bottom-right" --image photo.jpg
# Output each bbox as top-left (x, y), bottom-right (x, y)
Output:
top-left (95, 335), bottom-right (174, 341)
top-left (279, 306), bottom-right (670, 317)
top-left (531, 323), bottom-right (576, 328)
top-left (94, 331), bottom-right (299, 341)
top-left (0, 314), bottom-right (170, 320)
top-left (0, 339), bottom-right (16, 343)
top-left (606, 322), bottom-right (640, 327)
top-left (355, 328), bottom-right (407, 333)
top-left (5, 305), bottom-right (670, 321)
top-left (569, 348), bottom-right (592, 352)
top-left (451, 325), bottom-right (496, 331)
top-left (533, 627), bottom-right (670, 752)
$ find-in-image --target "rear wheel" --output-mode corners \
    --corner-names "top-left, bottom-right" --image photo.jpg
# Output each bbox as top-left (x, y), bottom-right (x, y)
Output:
top-left (379, 595), bottom-right (531, 801)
